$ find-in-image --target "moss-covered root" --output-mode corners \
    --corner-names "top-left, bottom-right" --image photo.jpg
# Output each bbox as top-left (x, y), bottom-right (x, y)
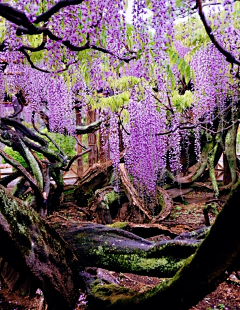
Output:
top-left (89, 180), bottom-right (240, 310)
top-left (59, 223), bottom-right (200, 278)
top-left (225, 125), bottom-right (238, 185)
top-left (87, 279), bottom-right (138, 309)
top-left (0, 185), bottom-right (79, 310)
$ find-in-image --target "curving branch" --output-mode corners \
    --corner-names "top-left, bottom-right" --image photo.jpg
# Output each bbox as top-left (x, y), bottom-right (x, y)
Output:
top-left (75, 119), bottom-right (102, 134)
top-left (0, 170), bottom-right (22, 187)
top-left (34, 0), bottom-right (85, 24)
top-left (0, 3), bottom-right (37, 31)
top-left (31, 111), bottom-right (67, 158)
top-left (1, 117), bottom-right (48, 147)
top-left (0, 2), bottom-right (136, 71)
top-left (0, 148), bottom-right (44, 205)
top-left (197, 0), bottom-right (240, 66)
top-left (62, 148), bottom-right (91, 171)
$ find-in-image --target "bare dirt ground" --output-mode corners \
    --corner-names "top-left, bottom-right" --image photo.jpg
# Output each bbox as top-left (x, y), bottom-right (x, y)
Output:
top-left (1, 190), bottom-right (240, 310)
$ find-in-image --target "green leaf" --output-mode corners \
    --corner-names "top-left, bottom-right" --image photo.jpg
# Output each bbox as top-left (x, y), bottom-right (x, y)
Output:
top-left (191, 68), bottom-right (195, 84)
top-left (180, 60), bottom-right (185, 78)
top-left (185, 65), bottom-right (191, 84)
top-left (177, 57), bottom-right (183, 71)
top-left (136, 50), bottom-right (141, 60)
top-left (168, 69), bottom-right (176, 90)
top-left (170, 52), bottom-right (178, 65)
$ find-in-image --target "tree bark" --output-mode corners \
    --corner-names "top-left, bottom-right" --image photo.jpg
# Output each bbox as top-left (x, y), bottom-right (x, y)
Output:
top-left (0, 185), bottom-right (80, 310)
top-left (2, 177), bottom-right (240, 310)
top-left (87, 109), bottom-right (98, 167)
top-left (85, 179), bottom-right (240, 310)
top-left (54, 222), bottom-right (200, 278)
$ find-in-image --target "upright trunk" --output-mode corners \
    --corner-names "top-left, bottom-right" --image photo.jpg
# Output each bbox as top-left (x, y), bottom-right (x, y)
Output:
top-left (87, 109), bottom-right (98, 167)
top-left (76, 107), bottom-right (84, 177)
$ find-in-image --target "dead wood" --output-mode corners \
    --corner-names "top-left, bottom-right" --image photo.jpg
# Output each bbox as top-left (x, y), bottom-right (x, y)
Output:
top-left (152, 187), bottom-right (173, 222)
top-left (119, 163), bottom-right (152, 221)
top-left (74, 159), bottom-right (114, 207)
top-left (88, 186), bottom-right (115, 224)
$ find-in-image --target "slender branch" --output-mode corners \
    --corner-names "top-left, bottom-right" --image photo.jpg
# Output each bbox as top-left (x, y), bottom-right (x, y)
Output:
top-left (20, 48), bottom-right (77, 73)
top-left (197, 0), bottom-right (240, 66)
top-left (156, 118), bottom-right (240, 136)
top-left (31, 111), bottom-right (67, 158)
top-left (118, 107), bottom-right (130, 136)
top-left (20, 48), bottom-right (51, 73)
top-left (62, 148), bottom-right (91, 171)
top-left (151, 92), bottom-right (174, 113)
top-left (19, 33), bottom-right (47, 52)
top-left (200, 119), bottom-right (240, 134)
top-left (75, 136), bottom-right (88, 150)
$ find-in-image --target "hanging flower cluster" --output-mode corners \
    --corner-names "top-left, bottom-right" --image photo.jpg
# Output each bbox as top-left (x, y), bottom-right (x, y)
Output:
top-left (124, 86), bottom-right (168, 195)
top-left (191, 44), bottom-right (229, 123)
top-left (0, 57), bottom-right (76, 135)
top-left (109, 112), bottom-right (120, 190)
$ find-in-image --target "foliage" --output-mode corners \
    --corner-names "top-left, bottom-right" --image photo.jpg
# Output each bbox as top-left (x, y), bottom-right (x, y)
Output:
top-left (41, 129), bottom-right (77, 158)
top-left (2, 146), bottom-right (31, 168)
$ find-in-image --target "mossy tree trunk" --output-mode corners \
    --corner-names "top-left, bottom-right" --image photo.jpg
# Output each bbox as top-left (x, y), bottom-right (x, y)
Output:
top-left (2, 179), bottom-right (240, 309)
top-left (0, 185), bottom-right (80, 310)
top-left (87, 180), bottom-right (240, 310)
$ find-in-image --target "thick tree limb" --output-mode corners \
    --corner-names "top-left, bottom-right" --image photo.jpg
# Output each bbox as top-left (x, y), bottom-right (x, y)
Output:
top-left (85, 180), bottom-right (240, 310)
top-left (0, 170), bottom-right (22, 187)
top-left (1, 117), bottom-right (48, 147)
top-left (0, 3), bottom-right (37, 31)
top-left (51, 221), bottom-right (200, 278)
top-left (0, 148), bottom-right (44, 205)
top-left (75, 119), bottom-right (102, 134)
top-left (34, 0), bottom-right (86, 24)
top-left (0, 185), bottom-right (80, 310)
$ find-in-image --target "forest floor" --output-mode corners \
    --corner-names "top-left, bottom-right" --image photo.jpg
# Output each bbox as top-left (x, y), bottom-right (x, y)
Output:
top-left (0, 190), bottom-right (240, 310)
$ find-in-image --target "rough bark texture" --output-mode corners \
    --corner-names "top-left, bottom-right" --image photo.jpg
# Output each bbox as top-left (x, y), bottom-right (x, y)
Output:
top-left (0, 185), bottom-right (80, 310)
top-left (119, 163), bottom-right (152, 221)
top-left (74, 159), bottom-right (114, 207)
top-left (2, 175), bottom-right (240, 310)
top-left (84, 180), bottom-right (240, 310)
top-left (87, 109), bottom-right (98, 167)
top-left (224, 124), bottom-right (238, 185)
top-left (54, 222), bottom-right (200, 278)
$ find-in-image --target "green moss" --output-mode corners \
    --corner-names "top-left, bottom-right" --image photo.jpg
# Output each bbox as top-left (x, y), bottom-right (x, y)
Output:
top-left (207, 138), bottom-right (219, 198)
top-left (107, 222), bottom-right (128, 229)
top-left (104, 191), bottom-right (118, 205)
top-left (90, 280), bottom-right (137, 304)
top-left (225, 125), bottom-right (237, 184)
top-left (158, 193), bottom-right (165, 209)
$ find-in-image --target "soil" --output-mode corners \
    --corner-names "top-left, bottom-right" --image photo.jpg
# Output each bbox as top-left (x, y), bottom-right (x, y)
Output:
top-left (1, 190), bottom-right (240, 310)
